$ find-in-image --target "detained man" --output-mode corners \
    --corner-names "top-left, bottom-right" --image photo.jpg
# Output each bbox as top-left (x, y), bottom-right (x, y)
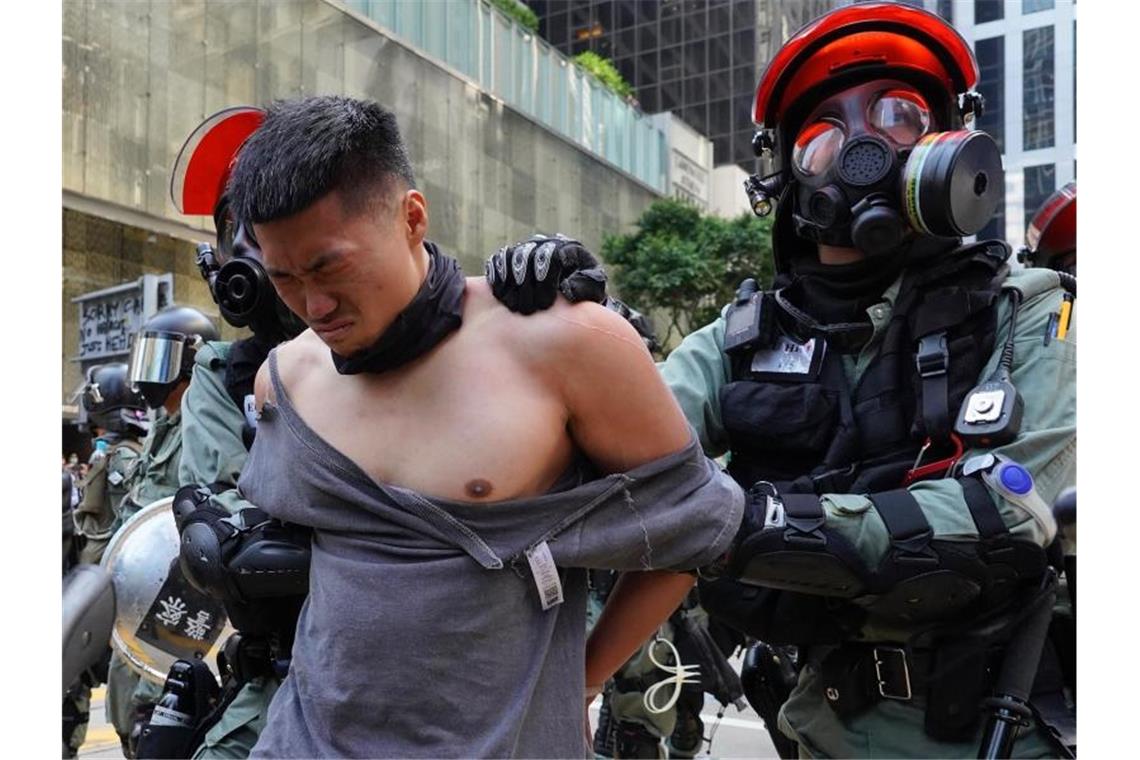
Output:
top-left (225, 95), bottom-right (744, 758)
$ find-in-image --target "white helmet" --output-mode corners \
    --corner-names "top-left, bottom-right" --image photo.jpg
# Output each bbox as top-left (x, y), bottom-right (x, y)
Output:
top-left (101, 498), bottom-right (235, 684)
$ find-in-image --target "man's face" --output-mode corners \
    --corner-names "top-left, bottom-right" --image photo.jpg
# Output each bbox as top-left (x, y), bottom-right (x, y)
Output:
top-left (256, 189), bottom-right (427, 355)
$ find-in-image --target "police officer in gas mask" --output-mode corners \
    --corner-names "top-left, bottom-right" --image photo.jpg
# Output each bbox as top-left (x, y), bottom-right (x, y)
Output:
top-left (133, 107), bottom-right (310, 760)
top-left (486, 3), bottom-right (1076, 757)
top-left (106, 304), bottom-right (218, 757)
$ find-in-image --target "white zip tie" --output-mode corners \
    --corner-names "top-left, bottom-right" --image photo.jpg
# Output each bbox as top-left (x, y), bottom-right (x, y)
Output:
top-left (643, 636), bottom-right (702, 715)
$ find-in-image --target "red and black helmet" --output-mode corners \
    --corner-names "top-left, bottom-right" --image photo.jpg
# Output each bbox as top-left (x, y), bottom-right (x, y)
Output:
top-left (752, 2), bottom-right (980, 175)
top-left (1023, 181), bottom-right (1076, 270)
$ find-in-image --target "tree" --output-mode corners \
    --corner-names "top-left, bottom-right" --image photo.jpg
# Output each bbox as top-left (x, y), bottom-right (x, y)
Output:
top-left (602, 198), bottom-right (775, 353)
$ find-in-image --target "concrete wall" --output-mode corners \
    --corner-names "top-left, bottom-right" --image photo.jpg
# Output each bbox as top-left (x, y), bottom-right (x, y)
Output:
top-left (62, 0), bottom-right (662, 406)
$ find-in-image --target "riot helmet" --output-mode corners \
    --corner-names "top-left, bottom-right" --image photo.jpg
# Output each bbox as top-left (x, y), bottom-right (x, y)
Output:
top-left (127, 305), bottom-right (219, 409)
top-left (745, 1), bottom-right (1002, 270)
top-left (171, 106), bottom-right (305, 345)
top-left (1020, 181), bottom-right (1076, 275)
top-left (79, 362), bottom-right (148, 436)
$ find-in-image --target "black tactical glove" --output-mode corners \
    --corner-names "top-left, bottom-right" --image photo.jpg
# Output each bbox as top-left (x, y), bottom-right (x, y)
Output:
top-left (485, 233), bottom-right (608, 314)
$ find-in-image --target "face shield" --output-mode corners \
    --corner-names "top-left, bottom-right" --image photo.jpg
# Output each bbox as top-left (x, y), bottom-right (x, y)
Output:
top-left (127, 330), bottom-right (192, 387)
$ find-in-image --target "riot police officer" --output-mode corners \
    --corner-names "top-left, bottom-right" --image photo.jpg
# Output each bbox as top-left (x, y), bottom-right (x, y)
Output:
top-left (488, 3), bottom-right (1075, 757)
top-left (73, 363), bottom-right (149, 564)
top-left (106, 304), bottom-right (219, 757)
top-left (63, 363), bottom-right (149, 757)
top-left (1020, 181), bottom-right (1076, 276)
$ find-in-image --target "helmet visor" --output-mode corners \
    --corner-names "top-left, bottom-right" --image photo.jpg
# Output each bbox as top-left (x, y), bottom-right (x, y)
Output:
top-left (127, 331), bottom-right (186, 386)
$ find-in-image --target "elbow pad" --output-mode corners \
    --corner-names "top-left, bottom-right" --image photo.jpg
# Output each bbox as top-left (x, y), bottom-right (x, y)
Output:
top-left (177, 494), bottom-right (310, 609)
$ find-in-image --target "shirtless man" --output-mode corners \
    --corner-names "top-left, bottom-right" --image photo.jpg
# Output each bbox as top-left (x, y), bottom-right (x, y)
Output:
top-left (225, 96), bottom-right (742, 757)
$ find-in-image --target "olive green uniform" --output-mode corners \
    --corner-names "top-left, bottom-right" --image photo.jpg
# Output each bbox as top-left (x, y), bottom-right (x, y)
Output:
top-left (107, 409), bottom-right (184, 749)
top-left (179, 341), bottom-right (280, 759)
top-left (65, 437), bottom-right (141, 756)
top-left (659, 268), bottom-right (1076, 758)
top-left (74, 437), bottom-right (141, 565)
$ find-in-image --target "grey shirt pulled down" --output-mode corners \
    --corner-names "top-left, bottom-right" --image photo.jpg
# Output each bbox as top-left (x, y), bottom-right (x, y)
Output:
top-left (242, 350), bottom-right (744, 759)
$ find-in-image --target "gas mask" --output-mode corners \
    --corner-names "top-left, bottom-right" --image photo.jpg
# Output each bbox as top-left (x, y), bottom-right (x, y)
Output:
top-left (785, 80), bottom-right (1003, 256)
top-left (197, 200), bottom-right (306, 344)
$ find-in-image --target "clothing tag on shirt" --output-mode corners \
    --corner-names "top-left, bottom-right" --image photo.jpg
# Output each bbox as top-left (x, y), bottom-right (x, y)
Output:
top-left (107, 471), bottom-right (124, 487)
top-left (750, 335), bottom-right (824, 376)
top-left (243, 394), bottom-right (259, 430)
top-left (526, 541), bottom-right (564, 611)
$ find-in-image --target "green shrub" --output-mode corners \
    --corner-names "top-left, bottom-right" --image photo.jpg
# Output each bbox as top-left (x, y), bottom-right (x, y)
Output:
top-left (572, 51), bottom-right (634, 100)
top-left (487, 0), bottom-right (539, 33)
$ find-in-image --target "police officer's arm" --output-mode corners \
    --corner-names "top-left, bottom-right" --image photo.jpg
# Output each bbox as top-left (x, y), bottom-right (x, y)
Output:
top-left (656, 310), bottom-right (734, 458)
top-left (819, 274), bottom-right (1076, 569)
top-left (178, 345), bottom-right (254, 515)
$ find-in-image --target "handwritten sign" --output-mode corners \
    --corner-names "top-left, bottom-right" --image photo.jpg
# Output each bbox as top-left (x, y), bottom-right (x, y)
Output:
top-left (78, 294), bottom-right (144, 359)
top-left (73, 274), bottom-right (174, 362)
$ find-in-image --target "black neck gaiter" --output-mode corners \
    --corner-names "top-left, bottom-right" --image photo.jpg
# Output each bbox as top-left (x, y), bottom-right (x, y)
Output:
top-left (331, 241), bottom-right (466, 375)
top-left (789, 254), bottom-right (906, 327)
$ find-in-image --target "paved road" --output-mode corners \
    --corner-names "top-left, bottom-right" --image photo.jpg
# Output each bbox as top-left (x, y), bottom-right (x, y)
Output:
top-left (79, 678), bottom-right (780, 759)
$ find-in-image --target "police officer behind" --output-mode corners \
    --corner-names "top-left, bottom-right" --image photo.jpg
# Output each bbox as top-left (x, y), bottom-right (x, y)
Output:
top-left (493, 3), bottom-right (1076, 757)
top-left (63, 363), bottom-right (149, 757)
top-left (1020, 181), bottom-right (1076, 276)
top-left (106, 305), bottom-right (218, 757)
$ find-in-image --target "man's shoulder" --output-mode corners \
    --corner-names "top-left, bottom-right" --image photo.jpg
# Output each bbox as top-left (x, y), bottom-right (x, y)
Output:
top-left (255, 331), bottom-right (322, 403)
top-left (470, 281), bottom-right (649, 372)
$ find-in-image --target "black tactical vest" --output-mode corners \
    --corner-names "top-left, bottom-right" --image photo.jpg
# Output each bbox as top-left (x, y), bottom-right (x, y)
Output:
top-left (720, 240), bottom-right (1010, 497)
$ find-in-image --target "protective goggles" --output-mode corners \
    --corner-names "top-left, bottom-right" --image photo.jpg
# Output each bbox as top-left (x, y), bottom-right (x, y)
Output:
top-left (791, 89), bottom-right (931, 176)
top-left (127, 331), bottom-right (192, 386)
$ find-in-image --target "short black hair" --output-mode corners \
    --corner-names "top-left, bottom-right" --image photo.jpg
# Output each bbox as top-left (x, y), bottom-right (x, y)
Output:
top-left (227, 95), bottom-right (417, 224)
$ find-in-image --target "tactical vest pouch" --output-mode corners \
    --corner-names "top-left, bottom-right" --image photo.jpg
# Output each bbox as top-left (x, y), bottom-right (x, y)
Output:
top-left (720, 381), bottom-right (839, 454)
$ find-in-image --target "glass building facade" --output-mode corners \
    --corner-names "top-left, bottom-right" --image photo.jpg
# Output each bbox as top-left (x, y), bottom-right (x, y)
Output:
top-left (1023, 24), bottom-right (1055, 151)
top-left (532, 0), bottom-right (765, 170)
top-left (951, 0), bottom-right (1075, 248)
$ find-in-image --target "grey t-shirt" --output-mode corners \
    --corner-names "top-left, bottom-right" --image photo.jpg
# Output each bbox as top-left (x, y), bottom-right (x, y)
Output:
top-left (243, 350), bottom-right (744, 758)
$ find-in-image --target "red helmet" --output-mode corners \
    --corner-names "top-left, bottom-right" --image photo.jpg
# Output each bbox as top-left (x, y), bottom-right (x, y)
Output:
top-left (170, 106), bottom-right (265, 215)
top-left (1024, 181), bottom-right (1076, 270)
top-left (752, 2), bottom-right (979, 174)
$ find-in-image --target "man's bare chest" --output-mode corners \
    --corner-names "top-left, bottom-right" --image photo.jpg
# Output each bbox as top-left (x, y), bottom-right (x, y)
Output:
top-left (284, 340), bottom-right (574, 503)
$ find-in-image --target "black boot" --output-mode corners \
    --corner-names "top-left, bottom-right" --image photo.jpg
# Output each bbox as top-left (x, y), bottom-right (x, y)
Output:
top-left (666, 685), bottom-right (705, 758)
top-left (614, 721), bottom-right (664, 759)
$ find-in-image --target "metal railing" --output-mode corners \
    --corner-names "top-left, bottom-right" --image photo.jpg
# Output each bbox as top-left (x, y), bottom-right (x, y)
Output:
top-left (341, 0), bottom-right (667, 192)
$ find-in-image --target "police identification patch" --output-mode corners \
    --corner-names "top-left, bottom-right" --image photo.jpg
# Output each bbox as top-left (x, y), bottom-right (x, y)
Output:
top-left (750, 334), bottom-right (826, 381)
